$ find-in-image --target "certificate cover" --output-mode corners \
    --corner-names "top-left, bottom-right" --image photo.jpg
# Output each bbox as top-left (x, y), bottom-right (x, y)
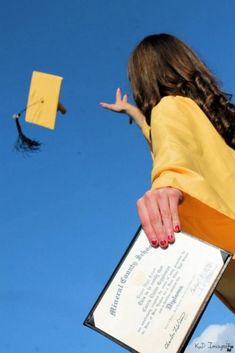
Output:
top-left (84, 228), bottom-right (232, 353)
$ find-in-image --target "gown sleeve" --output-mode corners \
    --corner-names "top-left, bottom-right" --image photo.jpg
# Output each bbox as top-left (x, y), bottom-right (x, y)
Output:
top-left (148, 95), bottom-right (235, 312)
top-left (150, 96), bottom-right (235, 222)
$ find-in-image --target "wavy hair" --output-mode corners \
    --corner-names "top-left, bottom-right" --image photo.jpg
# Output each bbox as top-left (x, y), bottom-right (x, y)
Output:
top-left (128, 33), bottom-right (235, 149)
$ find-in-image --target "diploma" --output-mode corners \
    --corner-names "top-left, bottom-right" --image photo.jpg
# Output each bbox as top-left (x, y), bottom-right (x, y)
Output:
top-left (84, 228), bottom-right (232, 353)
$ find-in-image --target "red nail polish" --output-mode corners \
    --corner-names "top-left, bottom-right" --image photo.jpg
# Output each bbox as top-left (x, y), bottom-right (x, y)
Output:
top-left (168, 235), bottom-right (174, 242)
top-left (160, 240), bottom-right (167, 247)
top-left (151, 239), bottom-right (158, 246)
top-left (174, 225), bottom-right (181, 232)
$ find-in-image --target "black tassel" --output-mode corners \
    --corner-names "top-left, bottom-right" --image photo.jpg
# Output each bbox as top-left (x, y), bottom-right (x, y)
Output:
top-left (14, 115), bottom-right (41, 152)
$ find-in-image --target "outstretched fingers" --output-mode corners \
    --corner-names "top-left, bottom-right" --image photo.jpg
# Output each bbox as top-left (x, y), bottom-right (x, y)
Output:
top-left (100, 88), bottom-right (129, 112)
top-left (116, 87), bottom-right (122, 102)
top-left (99, 102), bottom-right (116, 110)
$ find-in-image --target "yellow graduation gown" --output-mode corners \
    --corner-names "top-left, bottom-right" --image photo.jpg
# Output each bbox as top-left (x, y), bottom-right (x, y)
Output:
top-left (141, 95), bottom-right (235, 313)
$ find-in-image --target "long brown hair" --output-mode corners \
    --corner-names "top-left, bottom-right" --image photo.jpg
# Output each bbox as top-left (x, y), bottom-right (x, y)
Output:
top-left (128, 33), bottom-right (235, 149)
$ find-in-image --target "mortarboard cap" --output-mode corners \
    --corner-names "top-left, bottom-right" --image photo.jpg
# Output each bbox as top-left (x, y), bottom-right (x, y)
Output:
top-left (14, 71), bottom-right (66, 152)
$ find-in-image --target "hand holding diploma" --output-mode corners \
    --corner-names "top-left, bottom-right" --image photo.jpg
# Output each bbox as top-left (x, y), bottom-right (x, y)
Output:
top-left (137, 187), bottom-right (184, 249)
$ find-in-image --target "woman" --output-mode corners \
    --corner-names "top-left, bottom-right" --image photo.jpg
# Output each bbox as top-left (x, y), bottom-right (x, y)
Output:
top-left (100, 33), bottom-right (235, 312)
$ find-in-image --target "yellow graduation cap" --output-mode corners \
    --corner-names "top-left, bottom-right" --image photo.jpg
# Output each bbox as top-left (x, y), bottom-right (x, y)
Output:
top-left (14, 71), bottom-right (66, 152)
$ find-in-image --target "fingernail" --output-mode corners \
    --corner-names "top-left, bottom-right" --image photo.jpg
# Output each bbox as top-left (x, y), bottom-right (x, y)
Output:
top-left (168, 234), bottom-right (175, 243)
top-left (151, 239), bottom-right (158, 247)
top-left (174, 225), bottom-right (181, 233)
top-left (160, 240), bottom-right (167, 247)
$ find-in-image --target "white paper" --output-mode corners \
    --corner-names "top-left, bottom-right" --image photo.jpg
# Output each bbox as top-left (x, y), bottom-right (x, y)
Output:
top-left (91, 230), bottom-right (227, 353)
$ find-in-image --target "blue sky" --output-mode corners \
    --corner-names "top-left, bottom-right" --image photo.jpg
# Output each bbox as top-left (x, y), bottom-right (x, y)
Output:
top-left (0, 0), bottom-right (234, 352)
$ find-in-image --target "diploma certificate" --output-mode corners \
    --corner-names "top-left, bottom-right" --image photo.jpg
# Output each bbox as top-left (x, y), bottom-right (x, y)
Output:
top-left (84, 228), bottom-right (232, 353)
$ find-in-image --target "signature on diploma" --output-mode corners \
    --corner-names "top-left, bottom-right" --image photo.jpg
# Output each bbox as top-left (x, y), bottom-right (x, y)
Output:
top-left (164, 312), bottom-right (186, 350)
top-left (190, 262), bottom-right (216, 295)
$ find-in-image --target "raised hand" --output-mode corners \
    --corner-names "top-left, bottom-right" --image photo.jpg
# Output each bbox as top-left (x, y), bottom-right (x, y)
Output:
top-left (100, 88), bottom-right (145, 128)
top-left (100, 87), bottom-right (129, 112)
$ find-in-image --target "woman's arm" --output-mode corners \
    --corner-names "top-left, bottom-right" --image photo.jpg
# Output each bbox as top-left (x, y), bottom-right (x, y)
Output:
top-left (101, 92), bottom-right (184, 249)
top-left (100, 88), bottom-right (145, 128)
